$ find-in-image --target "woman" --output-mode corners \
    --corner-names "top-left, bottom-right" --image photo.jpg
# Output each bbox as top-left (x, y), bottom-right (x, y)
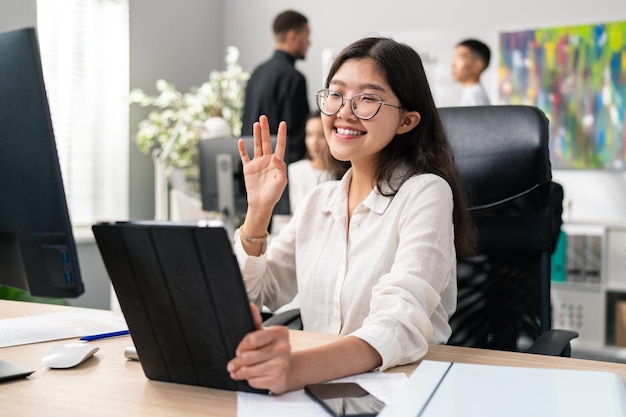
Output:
top-left (287, 111), bottom-right (334, 213)
top-left (227, 37), bottom-right (475, 394)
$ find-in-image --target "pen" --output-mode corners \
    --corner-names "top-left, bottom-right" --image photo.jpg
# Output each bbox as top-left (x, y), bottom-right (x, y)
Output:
top-left (79, 329), bottom-right (130, 341)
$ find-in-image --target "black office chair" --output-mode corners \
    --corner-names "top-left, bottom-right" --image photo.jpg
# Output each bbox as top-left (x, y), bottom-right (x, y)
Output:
top-left (265, 105), bottom-right (578, 356)
top-left (440, 105), bottom-right (577, 356)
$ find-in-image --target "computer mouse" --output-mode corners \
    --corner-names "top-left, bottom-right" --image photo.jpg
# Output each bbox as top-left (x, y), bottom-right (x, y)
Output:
top-left (42, 343), bottom-right (100, 369)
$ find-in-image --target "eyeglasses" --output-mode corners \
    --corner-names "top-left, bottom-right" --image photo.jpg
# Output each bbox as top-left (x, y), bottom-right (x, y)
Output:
top-left (315, 89), bottom-right (403, 120)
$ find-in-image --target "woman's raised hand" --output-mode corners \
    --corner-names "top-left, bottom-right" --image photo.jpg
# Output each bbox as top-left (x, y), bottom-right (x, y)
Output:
top-left (238, 115), bottom-right (288, 213)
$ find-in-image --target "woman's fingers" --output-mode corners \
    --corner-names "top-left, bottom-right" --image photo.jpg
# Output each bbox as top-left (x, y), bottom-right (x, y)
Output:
top-left (233, 355), bottom-right (290, 392)
top-left (236, 325), bottom-right (288, 355)
top-left (249, 115), bottom-right (288, 162)
top-left (238, 138), bottom-right (250, 164)
top-left (242, 115), bottom-right (288, 209)
top-left (228, 326), bottom-right (290, 371)
top-left (274, 121), bottom-right (287, 161)
top-left (226, 316), bottom-right (291, 393)
top-left (259, 115), bottom-right (273, 156)
top-left (250, 303), bottom-right (264, 330)
top-left (252, 121), bottom-right (263, 159)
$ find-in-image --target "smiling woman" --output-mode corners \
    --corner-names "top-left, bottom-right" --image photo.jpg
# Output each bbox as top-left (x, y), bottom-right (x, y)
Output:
top-left (226, 37), bottom-right (475, 394)
top-left (36, 0), bottom-right (130, 226)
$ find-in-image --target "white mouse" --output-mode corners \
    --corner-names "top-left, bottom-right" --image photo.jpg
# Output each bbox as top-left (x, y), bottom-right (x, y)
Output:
top-left (42, 343), bottom-right (100, 369)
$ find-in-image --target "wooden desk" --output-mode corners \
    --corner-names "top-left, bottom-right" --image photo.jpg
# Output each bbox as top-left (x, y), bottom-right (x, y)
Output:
top-left (2, 299), bottom-right (626, 416)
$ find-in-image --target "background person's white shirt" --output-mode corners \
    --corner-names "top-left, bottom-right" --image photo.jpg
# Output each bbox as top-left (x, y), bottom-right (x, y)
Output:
top-left (460, 83), bottom-right (490, 106)
top-left (287, 159), bottom-right (333, 213)
top-left (233, 170), bottom-right (457, 371)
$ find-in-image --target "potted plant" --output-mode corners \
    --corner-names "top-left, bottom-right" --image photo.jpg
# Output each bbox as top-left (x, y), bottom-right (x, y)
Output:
top-left (129, 47), bottom-right (249, 219)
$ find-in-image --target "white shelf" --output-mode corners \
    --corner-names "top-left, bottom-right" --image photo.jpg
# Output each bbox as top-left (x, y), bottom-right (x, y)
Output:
top-left (552, 222), bottom-right (626, 355)
top-left (552, 281), bottom-right (602, 292)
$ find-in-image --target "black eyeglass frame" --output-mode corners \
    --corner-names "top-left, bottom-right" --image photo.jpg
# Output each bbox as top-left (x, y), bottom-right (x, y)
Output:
top-left (315, 89), bottom-right (403, 120)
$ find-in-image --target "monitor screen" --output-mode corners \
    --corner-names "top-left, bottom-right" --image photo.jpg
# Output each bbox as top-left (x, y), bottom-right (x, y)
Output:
top-left (0, 27), bottom-right (84, 298)
top-left (199, 136), bottom-right (290, 225)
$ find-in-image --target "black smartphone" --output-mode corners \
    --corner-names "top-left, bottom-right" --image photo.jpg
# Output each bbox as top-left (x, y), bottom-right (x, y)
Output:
top-left (304, 382), bottom-right (385, 417)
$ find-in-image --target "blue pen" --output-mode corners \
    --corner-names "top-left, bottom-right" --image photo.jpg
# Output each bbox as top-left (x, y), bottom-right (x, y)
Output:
top-left (79, 329), bottom-right (130, 341)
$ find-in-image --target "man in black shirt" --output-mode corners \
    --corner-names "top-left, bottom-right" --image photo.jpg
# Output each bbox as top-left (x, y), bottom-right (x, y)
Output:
top-left (241, 10), bottom-right (311, 165)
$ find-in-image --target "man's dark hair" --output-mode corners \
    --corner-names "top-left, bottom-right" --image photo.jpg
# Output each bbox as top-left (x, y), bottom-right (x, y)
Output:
top-left (458, 39), bottom-right (491, 70)
top-left (273, 10), bottom-right (308, 38)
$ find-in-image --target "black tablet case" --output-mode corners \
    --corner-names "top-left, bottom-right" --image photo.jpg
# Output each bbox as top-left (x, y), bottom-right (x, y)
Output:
top-left (92, 222), bottom-right (267, 394)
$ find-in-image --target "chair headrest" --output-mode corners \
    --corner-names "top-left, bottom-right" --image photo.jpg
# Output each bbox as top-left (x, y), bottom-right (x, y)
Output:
top-left (439, 105), bottom-right (552, 210)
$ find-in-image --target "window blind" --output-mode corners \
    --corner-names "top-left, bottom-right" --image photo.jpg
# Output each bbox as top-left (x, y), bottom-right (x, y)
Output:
top-left (36, 0), bottom-right (129, 227)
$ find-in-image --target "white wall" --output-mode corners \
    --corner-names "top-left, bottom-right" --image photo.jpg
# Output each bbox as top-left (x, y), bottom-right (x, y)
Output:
top-left (0, 0), bottom-right (35, 30)
top-left (223, 0), bottom-right (626, 107)
top-left (223, 0), bottom-right (626, 224)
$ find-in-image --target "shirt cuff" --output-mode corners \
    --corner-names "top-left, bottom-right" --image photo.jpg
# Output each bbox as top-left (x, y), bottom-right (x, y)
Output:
top-left (350, 323), bottom-right (428, 371)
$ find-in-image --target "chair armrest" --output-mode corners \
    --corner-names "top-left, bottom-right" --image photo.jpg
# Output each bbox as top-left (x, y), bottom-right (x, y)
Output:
top-left (526, 329), bottom-right (579, 357)
top-left (262, 308), bottom-right (302, 329)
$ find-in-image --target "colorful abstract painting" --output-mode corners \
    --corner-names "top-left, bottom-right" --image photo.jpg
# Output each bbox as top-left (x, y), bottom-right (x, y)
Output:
top-left (499, 21), bottom-right (626, 169)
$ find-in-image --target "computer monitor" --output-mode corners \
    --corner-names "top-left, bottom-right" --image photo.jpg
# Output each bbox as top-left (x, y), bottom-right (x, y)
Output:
top-left (198, 136), bottom-right (290, 225)
top-left (0, 27), bottom-right (84, 298)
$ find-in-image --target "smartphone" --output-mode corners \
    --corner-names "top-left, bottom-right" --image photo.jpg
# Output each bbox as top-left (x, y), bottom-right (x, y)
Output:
top-left (304, 382), bottom-right (385, 417)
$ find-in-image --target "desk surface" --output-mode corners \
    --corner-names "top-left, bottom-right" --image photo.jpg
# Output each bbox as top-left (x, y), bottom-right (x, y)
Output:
top-left (2, 299), bottom-right (626, 416)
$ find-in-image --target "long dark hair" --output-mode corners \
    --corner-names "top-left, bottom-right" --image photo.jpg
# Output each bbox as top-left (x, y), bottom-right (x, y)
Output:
top-left (324, 37), bottom-right (475, 256)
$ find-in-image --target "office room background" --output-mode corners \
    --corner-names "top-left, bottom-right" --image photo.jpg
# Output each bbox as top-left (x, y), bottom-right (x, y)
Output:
top-left (1, 1), bottom-right (625, 354)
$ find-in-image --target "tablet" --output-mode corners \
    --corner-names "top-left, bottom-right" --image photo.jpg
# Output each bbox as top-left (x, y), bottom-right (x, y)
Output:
top-left (92, 221), bottom-right (266, 394)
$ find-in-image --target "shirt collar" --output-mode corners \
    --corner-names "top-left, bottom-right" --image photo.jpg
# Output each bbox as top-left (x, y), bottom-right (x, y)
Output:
top-left (273, 50), bottom-right (296, 66)
top-left (322, 168), bottom-right (408, 215)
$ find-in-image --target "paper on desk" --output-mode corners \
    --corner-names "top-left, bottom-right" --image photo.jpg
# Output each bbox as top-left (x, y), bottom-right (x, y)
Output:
top-left (379, 360), bottom-right (626, 417)
top-left (237, 372), bottom-right (408, 417)
top-left (0, 311), bottom-right (128, 347)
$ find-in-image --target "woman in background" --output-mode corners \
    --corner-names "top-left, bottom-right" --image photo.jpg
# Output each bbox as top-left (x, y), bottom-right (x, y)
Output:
top-left (287, 111), bottom-right (334, 213)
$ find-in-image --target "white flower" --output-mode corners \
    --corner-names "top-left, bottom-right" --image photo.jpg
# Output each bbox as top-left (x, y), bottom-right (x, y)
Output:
top-left (226, 46), bottom-right (239, 65)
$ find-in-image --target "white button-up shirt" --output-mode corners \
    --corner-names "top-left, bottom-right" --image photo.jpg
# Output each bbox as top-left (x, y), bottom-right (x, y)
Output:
top-left (234, 169), bottom-right (457, 370)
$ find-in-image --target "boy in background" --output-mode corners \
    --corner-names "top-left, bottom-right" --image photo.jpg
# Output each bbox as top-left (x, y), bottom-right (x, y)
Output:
top-left (452, 39), bottom-right (491, 106)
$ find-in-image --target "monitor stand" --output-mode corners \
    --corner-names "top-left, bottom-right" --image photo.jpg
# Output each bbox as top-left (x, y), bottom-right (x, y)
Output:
top-left (215, 153), bottom-right (236, 228)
